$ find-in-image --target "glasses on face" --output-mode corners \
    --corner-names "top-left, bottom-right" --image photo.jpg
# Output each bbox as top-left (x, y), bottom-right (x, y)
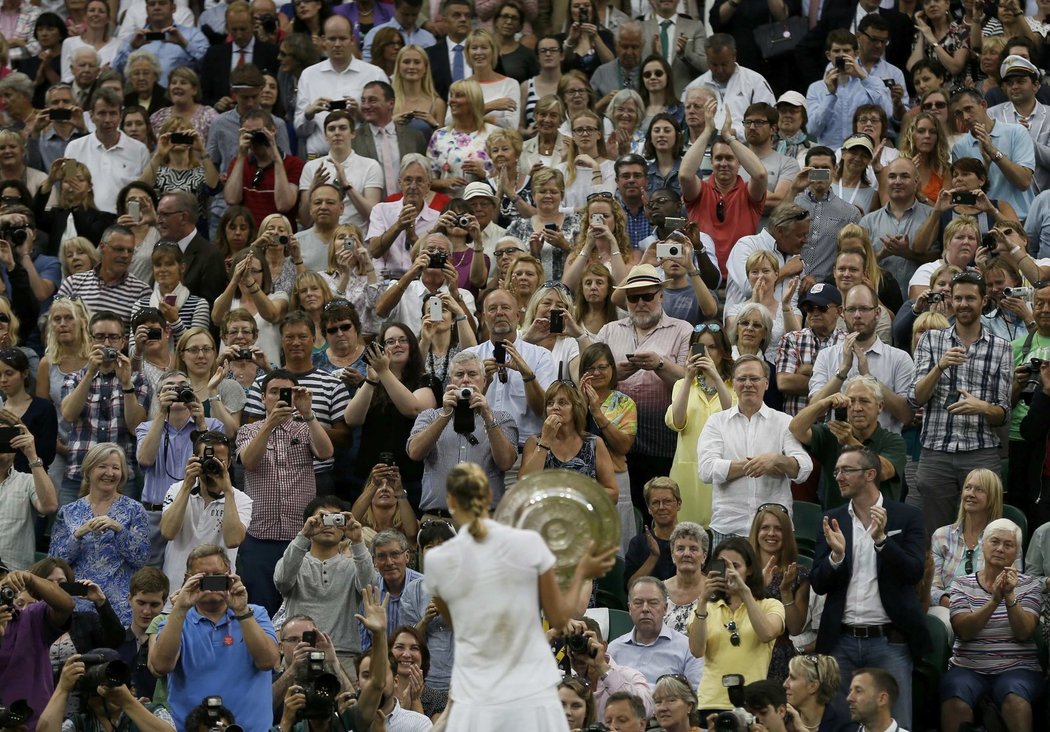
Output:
top-left (565, 88), bottom-right (588, 97)
top-left (626, 292), bottom-right (658, 303)
top-left (964, 548), bottom-right (975, 574)
top-left (0, 195), bottom-right (20, 205)
top-left (496, 12), bottom-right (521, 20)
top-left (643, 69), bottom-right (665, 79)
top-left (803, 303), bottom-right (833, 314)
top-left (743, 119), bottom-right (770, 128)
top-left (384, 337), bottom-right (410, 346)
top-left (155, 209), bottom-right (182, 219)
top-left (843, 305), bottom-right (876, 315)
top-left (325, 322), bottom-right (354, 335)
top-left (693, 322), bottom-right (722, 334)
top-left (860, 31), bottom-right (889, 45)
top-left (738, 320), bottom-right (764, 329)
top-left (725, 621), bottom-right (741, 647)
top-left (648, 196), bottom-right (672, 207)
top-left (91, 333), bottom-right (122, 343)
top-left (537, 46), bottom-right (561, 54)
top-left (716, 199), bottom-right (725, 223)
top-left (573, 126), bottom-right (599, 134)
top-left (923, 100), bottom-right (948, 110)
top-left (584, 363), bottom-right (612, 373)
top-left (183, 346), bottom-right (215, 356)
top-left (856, 115), bottom-right (882, 125)
top-left (375, 549), bottom-right (408, 562)
top-left (832, 466), bottom-right (866, 477)
top-left (495, 247), bottom-right (524, 258)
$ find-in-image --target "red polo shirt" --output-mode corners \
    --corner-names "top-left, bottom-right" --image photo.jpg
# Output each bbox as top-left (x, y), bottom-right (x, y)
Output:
top-left (685, 176), bottom-right (765, 277)
top-left (228, 153), bottom-right (306, 226)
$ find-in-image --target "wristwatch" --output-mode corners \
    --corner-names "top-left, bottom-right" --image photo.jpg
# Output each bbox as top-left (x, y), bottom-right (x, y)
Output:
top-left (994, 150), bottom-right (1004, 162)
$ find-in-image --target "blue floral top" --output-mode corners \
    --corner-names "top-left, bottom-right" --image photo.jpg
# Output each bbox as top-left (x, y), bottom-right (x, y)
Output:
top-left (49, 495), bottom-right (150, 625)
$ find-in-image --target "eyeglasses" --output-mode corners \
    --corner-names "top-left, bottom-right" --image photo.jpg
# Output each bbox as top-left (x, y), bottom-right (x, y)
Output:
top-left (564, 88), bottom-right (588, 96)
top-left (855, 115), bottom-right (882, 125)
top-left (843, 305), bottom-right (876, 315)
top-left (155, 209), bottom-right (182, 218)
top-left (573, 126), bottom-right (599, 134)
top-left (183, 346), bottom-right (215, 356)
top-left (832, 466), bottom-right (867, 476)
top-left (738, 320), bottom-right (764, 329)
top-left (642, 69), bottom-right (665, 79)
top-left (326, 323), bottom-right (354, 335)
top-left (693, 322), bottom-right (722, 334)
top-left (91, 333), bottom-right (122, 343)
top-left (584, 363), bottom-right (612, 373)
top-left (375, 549), bottom-right (408, 562)
top-left (725, 621), bottom-right (741, 647)
top-left (860, 31), bottom-right (889, 45)
top-left (587, 191), bottom-right (614, 202)
top-left (495, 247), bottom-right (524, 257)
top-left (625, 292), bottom-right (658, 303)
top-left (716, 198), bottom-right (725, 223)
top-left (923, 100), bottom-right (948, 110)
top-left (743, 119), bottom-right (770, 128)
top-left (383, 337), bottom-right (410, 346)
top-left (757, 502), bottom-right (789, 514)
top-left (537, 46), bottom-right (561, 54)
top-left (648, 196), bottom-right (672, 207)
top-left (802, 303), bottom-right (833, 313)
top-left (964, 548), bottom-right (975, 574)
top-left (496, 12), bottom-right (521, 20)
top-left (0, 195), bottom-right (20, 205)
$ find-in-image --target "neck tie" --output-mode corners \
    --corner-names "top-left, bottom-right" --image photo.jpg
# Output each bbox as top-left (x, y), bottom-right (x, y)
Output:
top-left (452, 44), bottom-right (464, 82)
top-left (237, 48), bottom-right (247, 67)
top-left (660, 20), bottom-right (672, 60)
top-left (380, 127), bottom-right (400, 195)
top-left (808, 0), bottom-right (821, 29)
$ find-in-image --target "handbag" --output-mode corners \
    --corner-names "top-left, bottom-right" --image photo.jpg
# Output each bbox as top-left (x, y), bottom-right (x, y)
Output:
top-left (752, 15), bottom-right (808, 60)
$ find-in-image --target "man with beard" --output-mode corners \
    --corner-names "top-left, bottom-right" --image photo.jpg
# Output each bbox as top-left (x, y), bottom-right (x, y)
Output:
top-left (810, 284), bottom-right (914, 434)
top-left (989, 55), bottom-right (1050, 194)
top-left (846, 670), bottom-right (905, 732)
top-left (910, 270), bottom-right (1013, 537)
top-left (582, 264), bottom-right (690, 519)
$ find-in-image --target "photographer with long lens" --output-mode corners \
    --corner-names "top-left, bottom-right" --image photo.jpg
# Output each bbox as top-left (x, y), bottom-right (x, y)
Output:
top-left (0, 569), bottom-right (75, 731)
top-left (36, 651), bottom-right (174, 732)
top-left (273, 496), bottom-right (376, 687)
top-left (406, 351), bottom-right (517, 519)
top-left (137, 371), bottom-right (225, 566)
top-left (158, 430), bottom-right (251, 594)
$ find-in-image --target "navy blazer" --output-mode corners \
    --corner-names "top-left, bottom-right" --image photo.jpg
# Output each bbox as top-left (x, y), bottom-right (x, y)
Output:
top-left (181, 234), bottom-right (228, 305)
top-left (810, 499), bottom-right (931, 659)
top-left (426, 38), bottom-right (456, 102)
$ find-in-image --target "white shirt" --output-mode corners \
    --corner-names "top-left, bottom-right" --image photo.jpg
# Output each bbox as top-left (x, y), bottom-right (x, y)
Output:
top-left (159, 480), bottom-right (253, 593)
top-left (116, 1), bottom-right (195, 40)
top-left (295, 58), bottom-right (391, 157)
top-left (724, 230), bottom-right (793, 313)
top-left (383, 280), bottom-right (476, 338)
top-left (809, 338), bottom-right (915, 433)
top-left (64, 131), bottom-right (151, 213)
top-left (229, 38), bottom-right (255, 70)
top-left (464, 339), bottom-right (557, 446)
top-left (697, 403), bottom-right (813, 536)
top-left (831, 493), bottom-right (892, 627)
top-left (299, 152), bottom-right (385, 228)
top-left (174, 230), bottom-right (195, 252)
top-left (648, 14), bottom-right (679, 64)
top-left (367, 200), bottom-right (441, 278)
top-left (384, 699), bottom-right (432, 732)
top-left (683, 65), bottom-right (776, 139)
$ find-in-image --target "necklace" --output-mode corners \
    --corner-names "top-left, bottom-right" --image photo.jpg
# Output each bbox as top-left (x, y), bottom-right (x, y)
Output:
top-left (427, 348), bottom-right (452, 384)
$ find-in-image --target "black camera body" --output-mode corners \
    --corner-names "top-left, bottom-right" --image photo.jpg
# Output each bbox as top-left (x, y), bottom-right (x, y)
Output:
top-left (835, 55), bottom-right (846, 71)
top-left (428, 251), bottom-right (448, 269)
top-left (101, 347), bottom-right (118, 362)
top-left (78, 653), bottom-right (130, 693)
top-left (453, 387), bottom-right (475, 435)
top-left (201, 445), bottom-right (224, 477)
top-left (234, 348), bottom-right (254, 361)
top-left (0, 700), bottom-right (32, 729)
top-left (299, 652), bottom-right (341, 720)
top-left (0, 225), bottom-right (28, 247)
top-left (250, 130), bottom-right (270, 147)
top-left (0, 586), bottom-right (15, 608)
top-left (1022, 358), bottom-right (1045, 374)
top-left (549, 310), bottom-right (564, 334)
top-left (714, 675), bottom-right (753, 732)
top-left (566, 633), bottom-right (597, 659)
top-left (174, 385), bottom-right (196, 404)
top-left (259, 14), bottom-right (277, 32)
top-left (456, 214), bottom-right (471, 229)
top-left (583, 724), bottom-right (608, 732)
top-left (927, 292), bottom-right (943, 304)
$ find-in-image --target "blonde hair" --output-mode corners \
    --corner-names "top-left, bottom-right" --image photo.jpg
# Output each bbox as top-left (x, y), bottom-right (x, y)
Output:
top-left (912, 311), bottom-right (950, 351)
top-left (503, 253), bottom-right (543, 299)
top-left (289, 270), bottom-right (334, 311)
top-left (943, 215), bottom-right (979, 248)
top-left (0, 296), bottom-right (20, 347)
top-left (836, 224), bottom-right (882, 292)
top-left (745, 249), bottom-right (780, 276)
top-left (954, 468), bottom-right (1004, 527)
top-left (486, 127), bottom-right (524, 158)
top-left (57, 159), bottom-right (96, 209)
top-left (465, 28), bottom-right (499, 70)
top-left (79, 442), bottom-right (129, 497)
top-left (156, 115), bottom-right (203, 166)
top-left (59, 237), bottom-right (100, 278)
top-left (45, 297), bottom-right (92, 363)
top-left (392, 45), bottom-right (439, 116)
top-left (327, 223), bottom-right (364, 273)
top-left (522, 283), bottom-right (574, 330)
top-left (448, 79), bottom-right (486, 131)
top-left (571, 197), bottom-right (631, 260)
top-left (174, 327), bottom-right (215, 374)
top-left (899, 112), bottom-right (950, 180)
top-left (446, 462), bottom-right (491, 540)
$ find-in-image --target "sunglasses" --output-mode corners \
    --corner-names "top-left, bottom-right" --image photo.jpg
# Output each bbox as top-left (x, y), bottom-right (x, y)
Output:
top-left (417, 519), bottom-right (454, 546)
top-left (643, 69), bottom-right (665, 79)
top-left (952, 271), bottom-right (983, 284)
top-left (804, 655), bottom-right (822, 684)
top-left (802, 303), bottom-right (833, 313)
top-left (625, 292), bottom-right (658, 303)
top-left (693, 322), bottom-right (722, 334)
top-left (587, 191), bottom-right (614, 202)
top-left (964, 548), bottom-right (974, 574)
top-left (323, 298), bottom-right (352, 311)
top-left (716, 198), bottom-right (725, 223)
top-left (656, 673), bottom-right (692, 688)
top-left (923, 100), bottom-right (948, 110)
top-left (325, 323), bottom-right (354, 335)
top-left (725, 621), bottom-right (741, 647)
top-left (757, 502), bottom-right (789, 514)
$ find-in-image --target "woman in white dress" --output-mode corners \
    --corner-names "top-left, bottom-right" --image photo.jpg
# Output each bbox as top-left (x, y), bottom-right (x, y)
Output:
top-left (425, 462), bottom-right (616, 731)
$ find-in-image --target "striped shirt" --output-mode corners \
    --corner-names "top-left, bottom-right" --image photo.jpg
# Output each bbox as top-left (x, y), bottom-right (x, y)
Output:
top-left (56, 267), bottom-right (151, 330)
top-left (948, 572), bottom-right (1042, 673)
top-left (909, 325), bottom-right (1012, 452)
top-left (131, 293), bottom-right (211, 345)
top-left (794, 190), bottom-right (861, 282)
top-left (242, 368), bottom-right (350, 474)
top-left (775, 327), bottom-right (846, 416)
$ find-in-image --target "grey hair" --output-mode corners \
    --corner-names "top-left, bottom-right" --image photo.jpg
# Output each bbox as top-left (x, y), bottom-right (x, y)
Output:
top-left (607, 89), bottom-right (644, 125)
top-left (984, 518), bottom-right (1022, 547)
top-left (768, 202), bottom-right (810, 231)
top-left (669, 521), bottom-right (709, 554)
top-left (157, 369), bottom-right (189, 384)
top-left (730, 302), bottom-right (773, 352)
top-left (0, 72), bottom-right (33, 98)
top-left (72, 46), bottom-right (101, 64)
top-left (45, 83), bottom-right (74, 104)
top-left (100, 224), bottom-right (134, 245)
top-left (494, 235), bottom-right (525, 252)
top-left (400, 153), bottom-right (432, 181)
top-left (372, 529), bottom-right (409, 554)
top-left (126, 49), bottom-right (162, 76)
top-left (844, 374), bottom-right (883, 403)
top-left (628, 575), bottom-right (668, 603)
top-left (451, 350), bottom-right (484, 368)
top-left (617, 20), bottom-right (642, 39)
top-left (684, 85), bottom-right (716, 105)
top-left (162, 190), bottom-right (198, 214)
top-left (422, 231), bottom-right (452, 250)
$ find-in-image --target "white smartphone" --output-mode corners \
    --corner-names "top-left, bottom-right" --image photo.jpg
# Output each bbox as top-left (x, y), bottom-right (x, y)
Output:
top-left (428, 297), bottom-right (443, 322)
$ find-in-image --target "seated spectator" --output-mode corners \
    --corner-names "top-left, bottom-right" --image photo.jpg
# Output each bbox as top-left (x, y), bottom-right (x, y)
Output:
top-left (689, 537), bottom-right (786, 711)
top-left (317, 225), bottom-right (380, 337)
top-left (288, 271), bottom-right (335, 352)
top-left (846, 668), bottom-right (907, 732)
top-left (49, 442), bottom-right (150, 625)
top-left (390, 625), bottom-right (448, 717)
top-left (34, 158), bottom-right (116, 249)
top-left (115, 182), bottom-right (161, 284)
top-left (561, 192), bottom-right (632, 293)
top-left (608, 576), bottom-right (702, 689)
top-left (726, 251), bottom-right (802, 363)
top-left (120, 50), bottom-right (167, 115)
top-left (783, 654), bottom-right (850, 732)
top-left (427, 79), bottom-right (496, 196)
top-left (113, 0), bottom-right (207, 87)
top-left (557, 110), bottom-right (615, 210)
top-left (930, 468), bottom-right (1012, 632)
top-left (560, 677), bottom-right (597, 730)
top-left (564, 616), bottom-right (653, 721)
top-left (908, 216), bottom-right (981, 300)
top-left (602, 691), bottom-right (649, 732)
top-left (351, 463), bottom-right (418, 546)
top-left (653, 673), bottom-right (700, 732)
top-left (19, 10), bottom-right (66, 104)
top-left (661, 522), bottom-right (708, 636)
top-left (272, 613), bottom-right (355, 709)
top-left (0, 414), bottom-right (57, 570)
top-left (604, 90), bottom-right (645, 159)
top-left (521, 93), bottom-right (568, 172)
top-left (366, 154), bottom-right (442, 279)
top-left (940, 518), bottom-right (1044, 732)
top-left (625, 477), bottom-right (681, 585)
top-left (743, 679), bottom-right (793, 732)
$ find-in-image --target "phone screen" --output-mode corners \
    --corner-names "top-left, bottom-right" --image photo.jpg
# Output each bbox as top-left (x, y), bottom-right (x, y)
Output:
top-left (279, 387), bottom-right (292, 405)
top-left (0, 426), bottom-right (18, 453)
top-left (708, 558), bottom-right (726, 576)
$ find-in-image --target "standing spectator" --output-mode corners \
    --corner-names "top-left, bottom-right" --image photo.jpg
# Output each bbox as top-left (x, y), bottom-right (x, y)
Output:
top-left (811, 446), bottom-right (929, 730)
top-left (988, 55), bottom-right (1050, 194)
top-left (112, 0), bottom-right (208, 87)
top-left (200, 1), bottom-right (280, 109)
top-left (743, 103), bottom-right (800, 222)
top-left (62, 89), bottom-right (151, 214)
top-left (49, 442), bottom-right (150, 624)
top-left (153, 191), bottom-right (227, 305)
top-left (354, 80), bottom-right (428, 197)
top-left (775, 283), bottom-right (845, 417)
top-left (139, 119), bottom-right (218, 217)
top-left (149, 544), bottom-right (279, 732)
top-left (223, 108), bottom-right (303, 225)
top-left (910, 271), bottom-right (1012, 536)
top-left (30, 83), bottom-right (88, 172)
top-left (0, 418), bottom-right (57, 570)
top-left (791, 147), bottom-right (862, 283)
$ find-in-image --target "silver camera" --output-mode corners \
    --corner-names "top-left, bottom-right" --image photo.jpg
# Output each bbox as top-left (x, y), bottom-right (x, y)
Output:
top-left (457, 387), bottom-right (473, 400)
top-left (1005, 287), bottom-right (1033, 299)
top-left (656, 242), bottom-right (681, 259)
top-left (321, 513), bottom-right (345, 527)
top-left (456, 214), bottom-right (471, 228)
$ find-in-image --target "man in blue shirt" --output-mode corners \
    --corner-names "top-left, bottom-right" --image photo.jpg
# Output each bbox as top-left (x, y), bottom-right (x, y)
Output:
top-left (149, 544), bottom-right (280, 732)
top-left (361, 0), bottom-right (435, 62)
top-left (0, 205), bottom-right (60, 354)
top-left (112, 0), bottom-right (209, 86)
top-left (360, 529), bottom-right (422, 652)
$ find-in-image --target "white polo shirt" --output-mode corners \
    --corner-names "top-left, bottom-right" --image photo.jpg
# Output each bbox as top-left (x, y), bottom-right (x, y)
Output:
top-left (299, 152), bottom-right (385, 228)
top-left (294, 58), bottom-right (390, 157)
top-left (63, 131), bottom-right (151, 214)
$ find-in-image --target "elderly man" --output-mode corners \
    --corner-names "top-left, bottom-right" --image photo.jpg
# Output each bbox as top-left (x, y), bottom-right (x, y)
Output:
top-left (585, 264), bottom-right (690, 518)
top-left (155, 192), bottom-right (227, 303)
top-left (698, 355), bottom-right (813, 546)
top-left (790, 374), bottom-right (907, 507)
top-left (812, 446), bottom-right (928, 730)
top-left (112, 0), bottom-right (208, 86)
top-left (367, 153), bottom-right (442, 279)
top-left (0, 419), bottom-right (57, 570)
top-left (790, 146), bottom-right (861, 283)
top-left (56, 225), bottom-right (150, 329)
top-left (30, 83), bottom-right (88, 171)
top-left (463, 181), bottom-right (506, 255)
top-left (682, 34), bottom-right (774, 140)
top-left (724, 203), bottom-right (810, 313)
top-left (940, 517), bottom-right (1043, 732)
top-left (406, 350), bottom-right (518, 517)
top-left (593, 22), bottom-right (643, 104)
top-left (361, 529), bottom-right (422, 651)
top-left (624, 477), bottom-right (681, 585)
top-left (607, 577), bottom-right (703, 689)
top-left (566, 617), bottom-right (654, 720)
top-left (776, 283), bottom-right (846, 416)
top-left (70, 47), bottom-right (101, 108)
top-left (0, 73), bottom-right (35, 132)
top-left (603, 693), bottom-right (649, 732)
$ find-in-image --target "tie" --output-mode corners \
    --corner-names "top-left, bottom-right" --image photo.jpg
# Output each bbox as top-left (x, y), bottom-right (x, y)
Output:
top-left (660, 20), bottom-right (672, 60)
top-left (380, 127), bottom-right (400, 195)
top-left (452, 44), bottom-right (464, 82)
top-left (808, 0), bottom-right (821, 29)
top-left (237, 48), bottom-right (247, 67)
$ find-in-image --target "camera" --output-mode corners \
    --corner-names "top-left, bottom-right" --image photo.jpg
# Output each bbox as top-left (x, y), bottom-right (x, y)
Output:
top-left (809, 168), bottom-right (831, 183)
top-left (201, 445), bottom-right (224, 477)
top-left (0, 586), bottom-right (15, 608)
top-left (259, 14), bottom-right (277, 32)
top-left (78, 652), bottom-right (130, 693)
top-left (454, 387), bottom-right (475, 434)
top-left (328, 99), bottom-right (347, 111)
top-left (0, 225), bottom-right (27, 247)
top-left (428, 251), bottom-right (448, 269)
top-left (299, 651), bottom-right (341, 720)
top-left (549, 309), bottom-right (564, 334)
top-left (927, 292), bottom-right (943, 304)
top-left (456, 214), bottom-right (471, 229)
top-left (199, 575), bottom-right (230, 592)
top-left (146, 327), bottom-right (162, 341)
top-left (234, 348), bottom-right (254, 361)
top-left (101, 347), bottom-right (118, 362)
top-left (713, 675), bottom-right (754, 732)
top-left (0, 701), bottom-right (31, 729)
top-left (656, 242), bottom-right (681, 259)
top-left (1004, 287), bottom-right (1033, 299)
top-left (302, 630), bottom-right (317, 646)
top-left (1021, 358), bottom-right (1045, 374)
top-left (250, 130), bottom-right (270, 147)
top-left (982, 231), bottom-right (998, 250)
top-left (170, 132), bottom-right (195, 146)
top-left (583, 724), bottom-right (608, 732)
top-left (379, 451), bottom-right (396, 465)
top-left (174, 385), bottom-right (196, 404)
top-left (277, 234), bottom-right (290, 246)
top-left (566, 633), bottom-right (597, 659)
top-left (835, 56), bottom-right (846, 71)
top-left (578, 6), bottom-right (588, 22)
top-left (321, 513), bottom-right (345, 527)
top-left (49, 108), bottom-right (72, 121)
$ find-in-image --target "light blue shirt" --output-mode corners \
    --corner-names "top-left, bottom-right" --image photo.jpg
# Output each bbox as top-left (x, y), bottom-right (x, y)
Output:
top-left (806, 59), bottom-right (893, 149)
top-left (952, 120), bottom-right (1036, 219)
top-left (607, 623), bottom-right (703, 689)
top-left (464, 339), bottom-right (557, 447)
top-left (360, 567), bottom-right (424, 651)
top-left (361, 19), bottom-right (435, 62)
top-left (1024, 189), bottom-right (1050, 259)
top-left (134, 417), bottom-right (224, 505)
top-left (113, 25), bottom-right (209, 86)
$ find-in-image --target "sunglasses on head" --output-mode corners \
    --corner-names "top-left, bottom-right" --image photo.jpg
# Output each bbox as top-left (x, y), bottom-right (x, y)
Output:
top-left (587, 191), bottom-right (614, 202)
top-left (323, 298), bottom-right (352, 311)
top-left (625, 292), bottom-right (658, 303)
top-left (952, 271), bottom-right (983, 284)
top-left (693, 322), bottom-right (722, 334)
top-left (757, 502), bottom-right (789, 514)
top-left (543, 280), bottom-right (573, 298)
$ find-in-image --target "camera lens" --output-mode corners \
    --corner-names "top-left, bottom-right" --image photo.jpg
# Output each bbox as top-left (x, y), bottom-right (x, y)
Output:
top-left (458, 387), bottom-right (472, 400)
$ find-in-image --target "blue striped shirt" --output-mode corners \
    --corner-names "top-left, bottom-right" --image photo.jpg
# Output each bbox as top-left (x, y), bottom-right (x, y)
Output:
top-left (948, 572), bottom-right (1042, 672)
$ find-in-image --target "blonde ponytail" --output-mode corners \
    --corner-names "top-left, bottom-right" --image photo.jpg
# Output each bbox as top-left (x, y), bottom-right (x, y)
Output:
top-left (447, 463), bottom-right (492, 541)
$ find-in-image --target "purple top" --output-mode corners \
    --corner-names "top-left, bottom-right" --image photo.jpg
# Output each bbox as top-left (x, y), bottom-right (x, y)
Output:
top-left (283, 1), bottom-right (396, 42)
top-left (452, 248), bottom-right (490, 298)
top-left (0, 601), bottom-right (66, 731)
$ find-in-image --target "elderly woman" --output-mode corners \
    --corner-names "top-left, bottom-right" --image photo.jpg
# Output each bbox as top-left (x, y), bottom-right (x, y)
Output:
top-left (501, 252), bottom-right (544, 316)
top-left (689, 537), bottom-right (786, 711)
top-left (312, 298), bottom-right (367, 377)
top-left (783, 654), bottom-right (850, 732)
top-left (255, 213), bottom-right (304, 295)
top-left (521, 94), bottom-right (567, 171)
top-left (149, 67), bottom-right (218, 144)
top-left (558, 110), bottom-right (615, 210)
top-left (120, 49), bottom-right (167, 114)
top-left (131, 242), bottom-right (210, 344)
top-left (558, 70), bottom-right (609, 138)
top-left (34, 158), bottom-right (114, 250)
top-left (725, 250), bottom-right (801, 363)
top-left (729, 302), bottom-right (783, 411)
top-left (427, 79), bottom-right (497, 196)
top-left (487, 128), bottom-right (535, 225)
top-left (667, 322), bottom-right (735, 525)
top-left (0, 130), bottom-right (45, 196)
top-left (505, 166), bottom-right (579, 280)
top-left (663, 521), bottom-right (709, 634)
top-left (391, 45), bottom-right (446, 139)
top-left (562, 192), bottom-right (633, 290)
top-left (930, 468), bottom-right (1011, 631)
top-left (521, 282), bottom-right (581, 381)
top-left (115, 182), bottom-right (161, 283)
top-left (605, 89), bottom-right (645, 158)
top-left (48, 442), bottom-right (150, 625)
top-left (748, 503), bottom-right (809, 682)
top-left (520, 381), bottom-right (618, 503)
top-left (216, 308), bottom-right (270, 393)
top-left (520, 39), bottom-right (562, 134)
top-left (653, 674), bottom-right (700, 732)
top-left (940, 518), bottom-right (1042, 732)
top-left (57, 236), bottom-right (96, 277)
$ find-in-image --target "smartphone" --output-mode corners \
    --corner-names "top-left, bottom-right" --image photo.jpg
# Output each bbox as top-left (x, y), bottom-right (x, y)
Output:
top-left (833, 406), bottom-right (848, 422)
top-left (170, 132), bottom-right (194, 145)
top-left (708, 558), bottom-right (726, 576)
top-left (363, 341), bottom-right (384, 366)
top-left (835, 56), bottom-right (846, 71)
top-left (144, 30), bottom-right (166, 42)
top-left (690, 342), bottom-right (706, 357)
top-left (278, 387), bottom-right (292, 405)
top-left (328, 99), bottom-right (347, 111)
top-left (199, 575), bottom-right (231, 592)
top-left (544, 223), bottom-right (558, 231)
top-left (379, 451), bottom-right (396, 465)
top-left (62, 160), bottom-right (78, 178)
top-left (164, 294), bottom-right (177, 306)
top-left (549, 309), bottom-right (564, 334)
top-left (493, 341), bottom-right (506, 364)
top-left (664, 216), bottom-right (687, 231)
top-left (952, 191), bottom-right (977, 206)
top-left (626, 353), bottom-right (634, 360)
top-left (809, 168), bottom-right (831, 183)
top-left (590, 213), bottom-right (604, 227)
top-left (146, 327), bottom-right (162, 341)
top-left (882, 78), bottom-right (895, 89)
top-left (428, 297), bottom-right (443, 323)
top-left (58, 581), bottom-right (89, 597)
top-left (49, 108), bottom-right (72, 121)
top-left (0, 426), bottom-right (18, 453)
top-left (302, 630), bottom-right (318, 646)
top-left (578, 6), bottom-right (588, 23)
top-left (127, 200), bottom-right (141, 223)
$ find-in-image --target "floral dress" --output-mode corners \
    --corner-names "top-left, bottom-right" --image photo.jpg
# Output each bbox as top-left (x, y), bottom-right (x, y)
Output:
top-left (49, 495), bottom-right (150, 625)
top-left (664, 597), bottom-right (698, 635)
top-left (764, 564), bottom-right (810, 683)
top-left (149, 104), bottom-right (219, 146)
top-left (504, 212), bottom-right (581, 281)
top-left (916, 21), bottom-right (970, 87)
top-left (426, 124), bottom-right (498, 192)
